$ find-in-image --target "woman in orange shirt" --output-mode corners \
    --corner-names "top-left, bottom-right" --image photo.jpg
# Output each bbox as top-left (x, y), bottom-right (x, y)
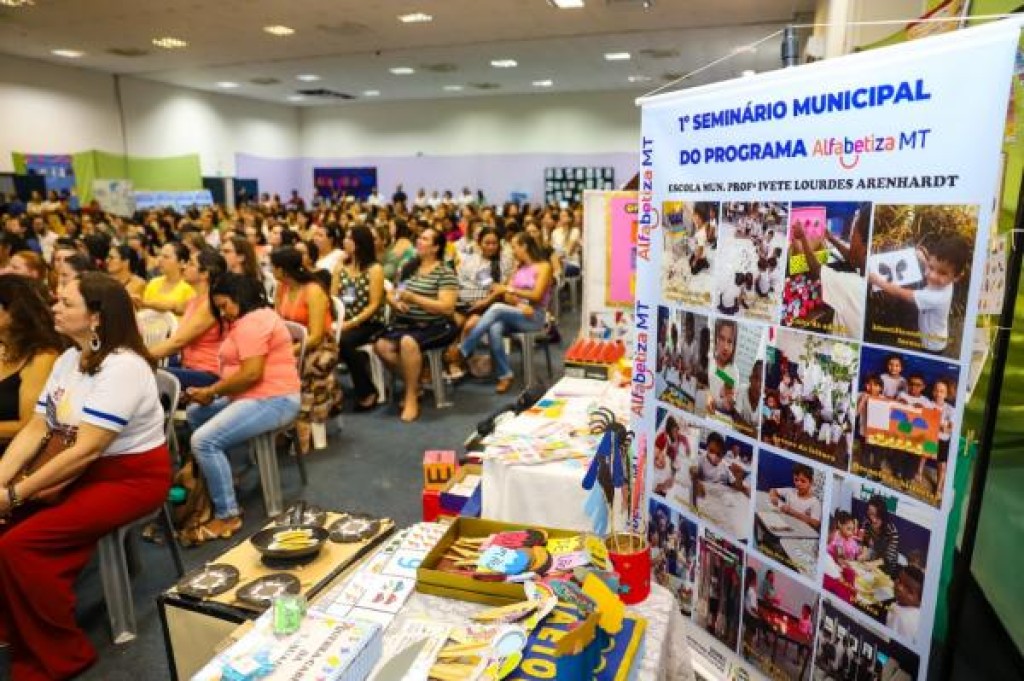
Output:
top-left (271, 246), bottom-right (340, 453)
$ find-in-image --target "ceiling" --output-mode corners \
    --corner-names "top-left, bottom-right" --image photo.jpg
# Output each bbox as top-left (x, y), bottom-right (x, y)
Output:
top-left (0, 0), bottom-right (815, 105)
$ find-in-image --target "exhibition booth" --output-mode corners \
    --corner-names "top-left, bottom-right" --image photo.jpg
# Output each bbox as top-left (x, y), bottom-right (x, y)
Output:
top-left (10, 15), bottom-right (1020, 681)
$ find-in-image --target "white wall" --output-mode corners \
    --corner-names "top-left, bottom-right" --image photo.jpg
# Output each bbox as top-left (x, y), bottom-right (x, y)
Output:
top-left (0, 54), bottom-right (300, 176)
top-left (0, 55), bottom-right (122, 172)
top-left (119, 77), bottom-right (299, 177)
top-left (300, 89), bottom-right (642, 157)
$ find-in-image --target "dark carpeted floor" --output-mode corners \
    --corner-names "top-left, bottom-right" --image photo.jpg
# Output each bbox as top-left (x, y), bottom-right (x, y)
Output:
top-left (67, 296), bottom-right (1022, 681)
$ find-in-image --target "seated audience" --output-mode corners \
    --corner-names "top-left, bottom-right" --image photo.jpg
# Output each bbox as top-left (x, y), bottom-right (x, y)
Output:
top-left (0, 272), bottom-right (169, 680)
top-left (272, 247), bottom-right (339, 452)
top-left (183, 274), bottom-right (301, 542)
top-left (149, 249), bottom-right (226, 388)
top-left (448, 232), bottom-right (552, 393)
top-left (332, 225), bottom-right (387, 410)
top-left (312, 222), bottom-right (345, 273)
top-left (375, 228), bottom-right (458, 421)
top-left (140, 242), bottom-right (194, 316)
top-left (7, 250), bottom-right (48, 284)
top-left (0, 275), bottom-right (64, 452)
top-left (105, 245), bottom-right (146, 301)
top-left (382, 217), bottom-right (415, 282)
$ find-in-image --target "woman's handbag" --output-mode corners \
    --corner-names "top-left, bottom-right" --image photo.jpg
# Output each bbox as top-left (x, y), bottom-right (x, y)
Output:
top-left (19, 429), bottom-right (77, 504)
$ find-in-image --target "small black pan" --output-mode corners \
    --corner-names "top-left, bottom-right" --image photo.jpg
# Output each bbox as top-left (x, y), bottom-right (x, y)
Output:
top-left (250, 524), bottom-right (329, 561)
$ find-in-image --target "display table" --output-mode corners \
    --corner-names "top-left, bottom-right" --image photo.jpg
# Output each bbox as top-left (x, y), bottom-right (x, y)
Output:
top-left (481, 377), bottom-right (631, 532)
top-left (193, 522), bottom-right (695, 681)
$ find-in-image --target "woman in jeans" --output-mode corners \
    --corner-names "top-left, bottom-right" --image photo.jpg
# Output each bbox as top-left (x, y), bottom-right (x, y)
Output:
top-left (183, 274), bottom-right (300, 543)
top-left (448, 233), bottom-right (553, 393)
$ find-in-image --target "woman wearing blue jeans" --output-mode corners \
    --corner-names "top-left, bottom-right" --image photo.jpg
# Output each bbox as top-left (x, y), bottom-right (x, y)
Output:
top-left (182, 274), bottom-right (301, 544)
top-left (448, 233), bottom-right (554, 393)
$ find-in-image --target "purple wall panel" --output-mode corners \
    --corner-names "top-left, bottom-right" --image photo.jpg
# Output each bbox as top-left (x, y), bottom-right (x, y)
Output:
top-left (236, 152), bottom-right (639, 205)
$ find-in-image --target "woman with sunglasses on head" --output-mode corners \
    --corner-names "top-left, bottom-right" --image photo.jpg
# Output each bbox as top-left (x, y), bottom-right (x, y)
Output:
top-left (0, 272), bottom-right (169, 680)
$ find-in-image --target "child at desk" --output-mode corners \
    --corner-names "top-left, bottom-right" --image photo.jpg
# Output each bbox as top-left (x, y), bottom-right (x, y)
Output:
top-left (768, 463), bottom-right (822, 530)
top-left (690, 432), bottom-right (744, 499)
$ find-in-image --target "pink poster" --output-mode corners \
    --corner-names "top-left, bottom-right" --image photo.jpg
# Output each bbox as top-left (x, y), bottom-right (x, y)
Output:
top-left (606, 195), bottom-right (638, 307)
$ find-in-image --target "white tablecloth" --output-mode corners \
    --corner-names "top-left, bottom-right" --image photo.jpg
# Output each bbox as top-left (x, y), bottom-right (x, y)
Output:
top-left (390, 584), bottom-right (694, 681)
top-left (480, 377), bottom-right (631, 532)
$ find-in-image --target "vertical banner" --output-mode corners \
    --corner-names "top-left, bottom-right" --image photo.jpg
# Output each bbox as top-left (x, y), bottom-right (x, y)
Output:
top-left (633, 21), bottom-right (1019, 681)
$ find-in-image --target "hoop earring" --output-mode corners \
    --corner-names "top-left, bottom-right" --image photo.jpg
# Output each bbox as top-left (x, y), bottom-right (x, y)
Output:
top-left (89, 329), bottom-right (102, 353)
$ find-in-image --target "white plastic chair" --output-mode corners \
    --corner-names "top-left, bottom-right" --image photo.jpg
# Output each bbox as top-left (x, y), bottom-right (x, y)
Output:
top-left (247, 320), bottom-right (308, 516)
top-left (137, 310), bottom-right (177, 364)
top-left (96, 369), bottom-right (184, 644)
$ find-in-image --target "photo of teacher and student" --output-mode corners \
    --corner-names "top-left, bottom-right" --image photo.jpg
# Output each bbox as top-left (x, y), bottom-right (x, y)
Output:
top-left (822, 479), bottom-right (933, 647)
top-left (661, 200), bottom-right (720, 306)
top-left (655, 306), bottom-right (710, 415)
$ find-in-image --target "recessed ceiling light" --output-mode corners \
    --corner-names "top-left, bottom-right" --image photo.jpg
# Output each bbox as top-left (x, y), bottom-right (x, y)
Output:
top-left (547, 0), bottom-right (584, 7)
top-left (296, 74), bottom-right (321, 82)
top-left (532, 79), bottom-right (553, 88)
top-left (0, 0), bottom-right (34, 6)
top-left (604, 52), bottom-right (631, 61)
top-left (287, 95), bottom-right (305, 102)
top-left (362, 90), bottom-right (381, 97)
top-left (216, 81), bottom-right (239, 89)
top-left (389, 67), bottom-right (415, 75)
top-left (152, 36), bottom-right (187, 49)
top-left (628, 75), bottom-right (653, 83)
top-left (741, 69), bottom-right (756, 77)
top-left (490, 59), bottom-right (517, 68)
top-left (443, 85), bottom-right (463, 92)
top-left (263, 25), bottom-right (295, 36)
top-left (51, 49), bottom-right (84, 58)
top-left (398, 12), bottom-right (433, 23)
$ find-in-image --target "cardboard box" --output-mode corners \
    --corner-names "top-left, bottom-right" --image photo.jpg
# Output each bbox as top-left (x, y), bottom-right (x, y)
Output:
top-left (422, 450), bottom-right (457, 490)
top-left (416, 517), bottom-right (580, 606)
top-left (439, 464), bottom-right (481, 515)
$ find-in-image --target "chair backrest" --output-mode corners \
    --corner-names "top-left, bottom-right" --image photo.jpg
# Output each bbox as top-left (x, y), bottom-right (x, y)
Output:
top-left (154, 369), bottom-right (181, 443)
top-left (331, 295), bottom-right (345, 346)
top-left (138, 310), bottom-right (177, 347)
top-left (282, 320), bottom-right (307, 374)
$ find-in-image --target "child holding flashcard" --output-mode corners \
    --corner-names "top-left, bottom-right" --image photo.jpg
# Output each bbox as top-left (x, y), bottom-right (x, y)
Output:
top-left (868, 236), bottom-right (969, 354)
top-left (707, 319), bottom-right (738, 416)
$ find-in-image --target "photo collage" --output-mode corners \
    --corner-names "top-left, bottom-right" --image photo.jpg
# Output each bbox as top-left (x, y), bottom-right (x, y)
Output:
top-left (651, 199), bottom-right (975, 676)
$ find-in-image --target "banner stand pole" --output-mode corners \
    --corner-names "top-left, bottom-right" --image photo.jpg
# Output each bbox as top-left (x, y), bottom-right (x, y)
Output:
top-left (939, 170), bottom-right (1024, 680)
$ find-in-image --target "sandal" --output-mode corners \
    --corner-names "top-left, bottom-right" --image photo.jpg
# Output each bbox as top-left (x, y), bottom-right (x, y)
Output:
top-left (179, 516), bottom-right (243, 547)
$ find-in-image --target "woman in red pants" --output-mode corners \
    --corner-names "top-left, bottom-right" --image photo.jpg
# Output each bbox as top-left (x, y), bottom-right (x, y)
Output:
top-left (0, 272), bottom-right (170, 680)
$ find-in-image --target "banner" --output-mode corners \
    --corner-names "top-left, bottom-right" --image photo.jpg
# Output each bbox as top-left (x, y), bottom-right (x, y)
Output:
top-left (23, 154), bottom-right (75, 194)
top-left (134, 189), bottom-right (214, 212)
top-left (92, 179), bottom-right (136, 218)
top-left (633, 21), bottom-right (1019, 681)
top-left (313, 167), bottom-right (378, 201)
top-left (583, 190), bottom-right (637, 342)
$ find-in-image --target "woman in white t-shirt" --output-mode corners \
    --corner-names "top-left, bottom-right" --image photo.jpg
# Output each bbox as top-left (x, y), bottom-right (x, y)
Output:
top-left (0, 272), bottom-right (169, 680)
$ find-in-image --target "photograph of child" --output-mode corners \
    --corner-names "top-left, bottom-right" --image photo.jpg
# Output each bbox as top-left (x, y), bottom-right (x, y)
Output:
top-left (697, 529), bottom-right (745, 652)
top-left (588, 310), bottom-right (634, 343)
top-left (651, 407), bottom-right (700, 505)
top-left (813, 598), bottom-right (920, 681)
top-left (740, 554), bottom-right (821, 681)
top-left (649, 499), bottom-right (699, 616)
top-left (706, 317), bottom-right (766, 437)
top-left (822, 481), bottom-right (932, 645)
top-left (753, 450), bottom-right (825, 578)
top-left (713, 201), bottom-right (789, 322)
top-left (761, 327), bottom-right (860, 470)
top-left (864, 204), bottom-right (978, 358)
top-left (782, 201), bottom-right (871, 340)
top-left (656, 306), bottom-right (710, 416)
top-left (851, 347), bottom-right (959, 507)
top-left (661, 201), bottom-right (719, 306)
top-left (689, 432), bottom-right (754, 541)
